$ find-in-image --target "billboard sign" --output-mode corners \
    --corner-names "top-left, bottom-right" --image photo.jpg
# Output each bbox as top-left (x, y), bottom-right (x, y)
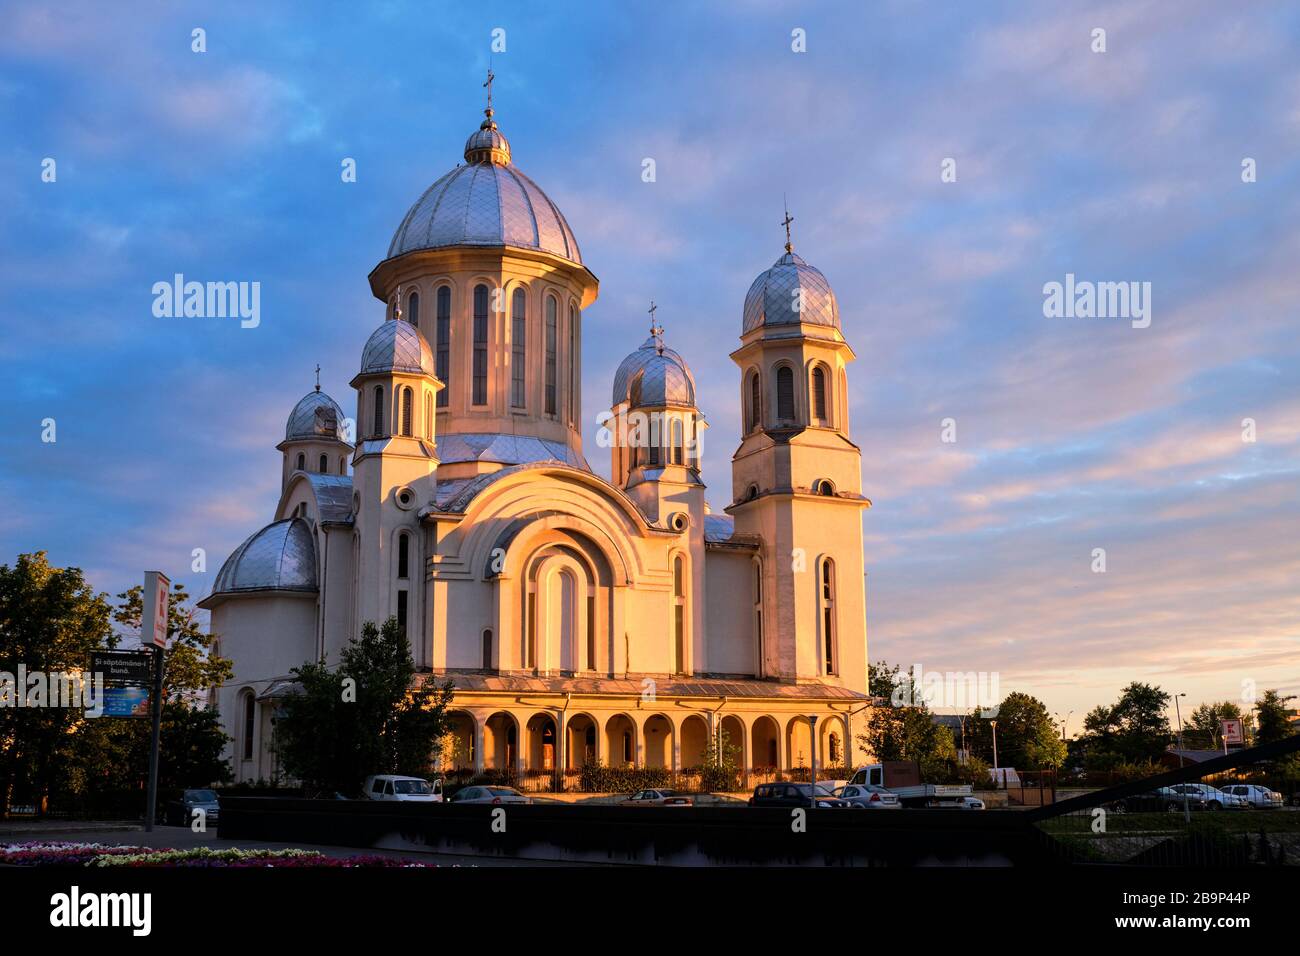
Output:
top-left (101, 686), bottom-right (151, 718)
top-left (143, 571), bottom-right (170, 648)
top-left (90, 650), bottom-right (151, 686)
top-left (1220, 718), bottom-right (1245, 746)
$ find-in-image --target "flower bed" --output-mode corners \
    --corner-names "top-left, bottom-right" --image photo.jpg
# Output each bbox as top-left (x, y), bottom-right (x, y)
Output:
top-left (1, 841), bottom-right (430, 868)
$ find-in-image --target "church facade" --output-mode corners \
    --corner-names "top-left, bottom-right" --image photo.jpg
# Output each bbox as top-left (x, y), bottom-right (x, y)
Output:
top-left (200, 94), bottom-right (875, 787)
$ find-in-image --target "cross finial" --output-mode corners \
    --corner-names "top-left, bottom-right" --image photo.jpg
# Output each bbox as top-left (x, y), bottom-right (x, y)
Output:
top-left (314, 364), bottom-right (321, 392)
top-left (781, 198), bottom-right (795, 254)
top-left (483, 67), bottom-right (495, 118)
top-left (648, 301), bottom-right (665, 354)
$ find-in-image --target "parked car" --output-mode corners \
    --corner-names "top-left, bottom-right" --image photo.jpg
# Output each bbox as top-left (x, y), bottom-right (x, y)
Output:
top-left (619, 788), bottom-right (693, 806)
top-left (363, 775), bottom-right (443, 803)
top-left (1219, 784), bottom-right (1283, 809)
top-left (748, 783), bottom-right (850, 808)
top-left (1110, 788), bottom-right (1204, 813)
top-left (1170, 783), bottom-right (1248, 810)
top-left (446, 785), bottom-right (531, 805)
top-left (953, 796), bottom-right (987, 810)
top-left (164, 788), bottom-right (220, 826)
top-left (835, 784), bottom-right (901, 809)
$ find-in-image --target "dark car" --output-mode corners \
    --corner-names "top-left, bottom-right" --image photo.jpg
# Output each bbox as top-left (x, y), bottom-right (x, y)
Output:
top-left (164, 788), bottom-right (220, 826)
top-left (1109, 787), bottom-right (1207, 813)
top-left (748, 783), bottom-right (850, 808)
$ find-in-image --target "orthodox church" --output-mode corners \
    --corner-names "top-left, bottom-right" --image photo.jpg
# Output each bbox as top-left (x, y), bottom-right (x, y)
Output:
top-left (201, 88), bottom-right (874, 786)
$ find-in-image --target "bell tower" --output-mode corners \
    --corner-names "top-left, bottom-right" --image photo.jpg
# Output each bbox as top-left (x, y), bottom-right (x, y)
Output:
top-left (727, 217), bottom-right (870, 691)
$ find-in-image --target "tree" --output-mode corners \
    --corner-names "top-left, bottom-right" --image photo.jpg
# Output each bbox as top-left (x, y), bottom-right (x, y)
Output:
top-left (868, 659), bottom-right (919, 705)
top-left (1254, 690), bottom-right (1297, 746)
top-left (1078, 682), bottom-right (1171, 766)
top-left (113, 583), bottom-right (232, 702)
top-left (966, 692), bottom-right (1066, 770)
top-left (858, 705), bottom-right (956, 783)
top-left (0, 553), bottom-right (114, 815)
top-left (1185, 700), bottom-right (1245, 750)
top-left (274, 618), bottom-right (454, 795)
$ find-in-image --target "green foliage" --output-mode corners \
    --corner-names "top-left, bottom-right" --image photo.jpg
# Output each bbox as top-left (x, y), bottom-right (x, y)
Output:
top-left (274, 618), bottom-right (454, 796)
top-left (966, 692), bottom-right (1066, 770)
top-left (1184, 700), bottom-right (1245, 749)
top-left (578, 762), bottom-right (672, 793)
top-left (113, 583), bottom-right (232, 700)
top-left (858, 704), bottom-right (956, 783)
top-left (1078, 682), bottom-right (1172, 765)
top-left (1254, 690), bottom-right (1297, 745)
top-left (698, 728), bottom-right (741, 792)
top-left (951, 754), bottom-right (991, 787)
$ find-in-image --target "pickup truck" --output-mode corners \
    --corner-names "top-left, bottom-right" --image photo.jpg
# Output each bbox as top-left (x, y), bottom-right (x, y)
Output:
top-left (848, 761), bottom-right (981, 809)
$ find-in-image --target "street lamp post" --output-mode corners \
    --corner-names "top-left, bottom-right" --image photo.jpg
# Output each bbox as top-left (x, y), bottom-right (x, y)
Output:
top-left (1174, 692), bottom-right (1190, 823)
top-left (990, 719), bottom-right (1000, 789)
top-left (808, 714), bottom-right (818, 809)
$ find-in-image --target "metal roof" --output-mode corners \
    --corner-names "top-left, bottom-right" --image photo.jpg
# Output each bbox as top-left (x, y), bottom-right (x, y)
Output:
top-left (360, 318), bottom-right (435, 376)
top-left (284, 390), bottom-right (349, 444)
top-left (743, 251), bottom-right (839, 333)
top-left (210, 518), bottom-right (318, 596)
top-left (436, 432), bottom-right (587, 470)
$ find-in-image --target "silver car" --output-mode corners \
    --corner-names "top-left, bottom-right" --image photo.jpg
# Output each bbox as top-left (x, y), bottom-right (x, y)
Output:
top-left (447, 785), bottom-right (532, 805)
top-left (1219, 784), bottom-right (1283, 809)
top-left (835, 784), bottom-right (901, 809)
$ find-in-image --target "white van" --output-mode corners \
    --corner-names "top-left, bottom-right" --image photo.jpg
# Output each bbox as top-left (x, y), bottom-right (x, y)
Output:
top-left (363, 775), bottom-right (443, 802)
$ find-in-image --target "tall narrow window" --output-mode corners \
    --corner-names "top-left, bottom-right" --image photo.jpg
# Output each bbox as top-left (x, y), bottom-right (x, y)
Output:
top-left (752, 559), bottom-right (764, 674)
top-left (511, 288), bottom-right (526, 408)
top-left (339, 456), bottom-right (346, 474)
top-left (425, 392), bottom-right (432, 439)
top-left (435, 286), bottom-right (451, 407)
top-left (407, 290), bottom-right (420, 329)
top-left (568, 305), bottom-right (578, 424)
top-left (526, 590), bottom-right (537, 668)
top-left (397, 533), bottom-right (409, 579)
top-left (748, 371), bottom-right (761, 432)
top-left (400, 386), bottom-right (413, 436)
top-left (472, 284), bottom-right (488, 406)
top-left (776, 366), bottom-right (795, 421)
top-left (544, 296), bottom-right (557, 414)
top-left (670, 417), bottom-right (684, 465)
top-left (372, 385), bottom-right (384, 437)
top-left (396, 590), bottom-right (408, 636)
top-left (482, 629), bottom-right (493, 670)
top-left (672, 555), bottom-right (686, 674)
top-left (242, 693), bottom-right (255, 760)
top-left (585, 593), bottom-right (595, 670)
top-left (820, 558), bottom-right (837, 674)
top-left (295, 452), bottom-right (305, 472)
top-left (648, 434), bottom-right (660, 466)
top-left (319, 454), bottom-right (328, 473)
top-left (812, 366), bottom-right (827, 422)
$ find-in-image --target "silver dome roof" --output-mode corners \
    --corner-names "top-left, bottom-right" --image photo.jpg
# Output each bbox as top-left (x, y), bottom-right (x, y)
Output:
top-left (386, 118), bottom-right (581, 265)
top-left (360, 318), bottom-right (435, 377)
top-left (211, 518), bottom-right (318, 596)
top-left (285, 390), bottom-right (349, 444)
top-left (742, 251), bottom-right (839, 334)
top-left (612, 334), bottom-right (696, 408)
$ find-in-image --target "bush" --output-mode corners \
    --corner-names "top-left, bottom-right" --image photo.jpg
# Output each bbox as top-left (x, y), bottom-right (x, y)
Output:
top-left (578, 763), bottom-right (671, 793)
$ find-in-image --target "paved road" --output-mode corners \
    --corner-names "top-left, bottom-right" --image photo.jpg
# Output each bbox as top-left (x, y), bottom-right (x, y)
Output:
top-left (1, 822), bottom-right (572, 866)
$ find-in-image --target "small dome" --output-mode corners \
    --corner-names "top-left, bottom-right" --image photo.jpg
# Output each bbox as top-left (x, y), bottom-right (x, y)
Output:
top-left (386, 115), bottom-right (581, 265)
top-left (360, 319), bottom-right (435, 377)
top-left (285, 390), bottom-right (348, 444)
top-left (612, 332), bottom-right (696, 408)
top-left (211, 518), bottom-right (317, 596)
top-left (743, 251), bottom-right (839, 334)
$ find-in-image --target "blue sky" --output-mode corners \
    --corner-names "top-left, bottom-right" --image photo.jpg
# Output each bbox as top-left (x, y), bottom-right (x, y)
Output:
top-left (2, 0), bottom-right (1298, 723)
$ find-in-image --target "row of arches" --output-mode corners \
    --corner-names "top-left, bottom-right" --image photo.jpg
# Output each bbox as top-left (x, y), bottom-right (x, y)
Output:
top-left (743, 359), bottom-right (846, 433)
top-left (293, 451), bottom-right (348, 475)
top-left (441, 709), bottom-right (852, 776)
top-left (390, 280), bottom-right (581, 423)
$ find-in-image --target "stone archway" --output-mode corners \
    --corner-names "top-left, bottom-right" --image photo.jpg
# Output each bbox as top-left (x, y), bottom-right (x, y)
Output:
top-left (786, 716), bottom-right (814, 771)
top-left (604, 713), bottom-right (637, 767)
top-left (566, 713), bottom-right (599, 769)
top-left (525, 713), bottom-right (557, 771)
top-left (751, 716), bottom-right (780, 773)
top-left (642, 714), bottom-right (673, 769)
top-left (483, 711), bottom-right (518, 771)
top-left (443, 710), bottom-right (476, 772)
top-left (680, 715), bottom-right (709, 769)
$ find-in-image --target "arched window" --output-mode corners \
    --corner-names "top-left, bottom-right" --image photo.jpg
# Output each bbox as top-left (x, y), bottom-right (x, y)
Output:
top-left (425, 391), bottom-right (433, 439)
top-left (752, 558), bottom-right (764, 674)
top-left (670, 417), bottom-right (684, 465)
top-left (339, 456), bottom-right (346, 474)
top-left (435, 286), bottom-right (451, 407)
top-left (511, 288), bottom-right (527, 408)
top-left (829, 732), bottom-right (841, 765)
top-left (544, 295), bottom-right (558, 415)
top-left (295, 452), bottom-right (305, 472)
top-left (748, 371), bottom-right (761, 432)
top-left (482, 629), bottom-right (493, 670)
top-left (472, 284), bottom-right (489, 406)
top-left (585, 591), bottom-right (596, 671)
top-left (401, 386), bottom-right (413, 436)
top-left (372, 385), bottom-right (384, 437)
top-left (241, 692), bottom-right (255, 760)
top-left (648, 429), bottom-right (660, 466)
top-left (812, 365), bottom-right (828, 422)
top-left (814, 478), bottom-right (836, 496)
top-left (776, 365), bottom-right (795, 421)
top-left (407, 290), bottom-right (420, 329)
top-left (568, 305), bottom-right (578, 424)
top-left (672, 554), bottom-right (686, 674)
top-left (397, 533), bottom-right (409, 579)
top-left (745, 483), bottom-right (759, 502)
top-left (318, 453), bottom-right (328, 473)
top-left (820, 558), bottom-right (837, 675)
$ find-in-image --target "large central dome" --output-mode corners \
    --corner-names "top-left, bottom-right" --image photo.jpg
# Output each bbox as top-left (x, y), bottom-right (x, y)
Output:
top-left (386, 113), bottom-right (582, 265)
